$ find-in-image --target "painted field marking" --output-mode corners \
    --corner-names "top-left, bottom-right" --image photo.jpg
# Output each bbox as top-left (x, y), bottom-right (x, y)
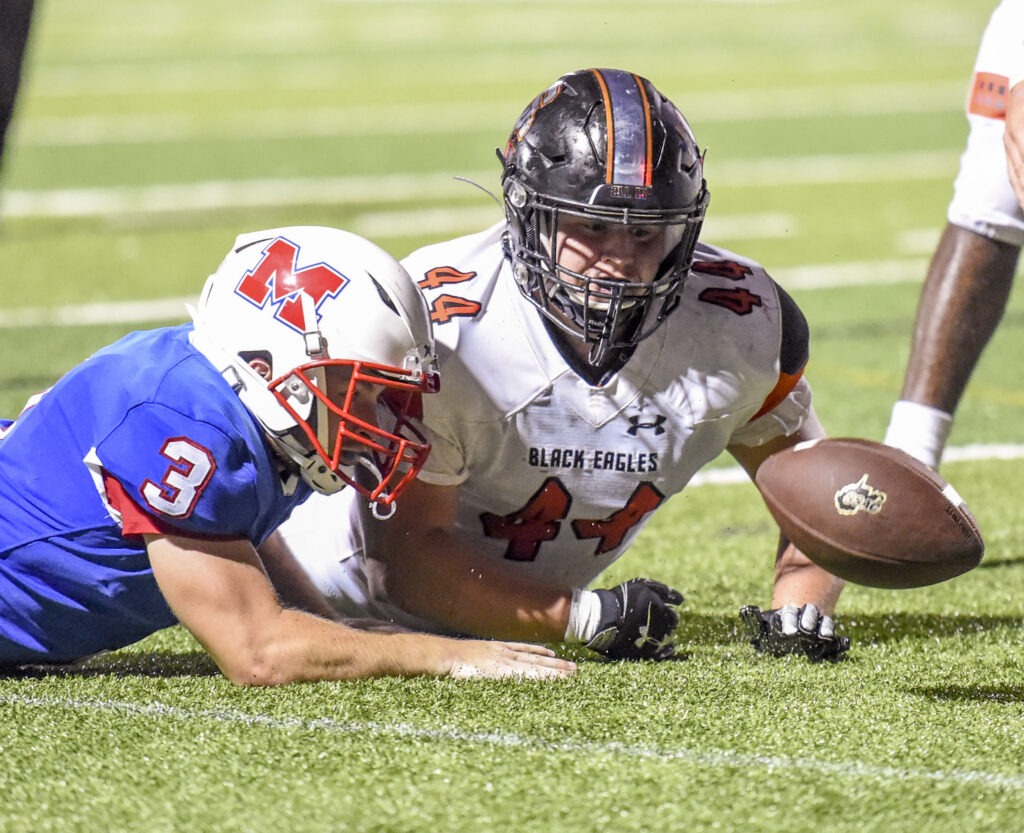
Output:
top-left (0, 149), bottom-right (959, 221)
top-left (688, 443), bottom-right (1024, 487)
top-left (1, 171), bottom-right (474, 219)
top-left (0, 252), bottom-right (926, 331)
top-left (0, 297), bottom-right (197, 328)
top-left (352, 208), bottom-right (796, 242)
top-left (2, 693), bottom-right (1022, 790)
top-left (17, 81), bottom-right (967, 145)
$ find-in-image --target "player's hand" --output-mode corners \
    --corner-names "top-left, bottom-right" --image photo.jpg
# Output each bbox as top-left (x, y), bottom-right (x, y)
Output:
top-left (1005, 81), bottom-right (1024, 210)
top-left (739, 604), bottom-right (849, 662)
top-left (586, 578), bottom-right (684, 660)
top-left (447, 640), bottom-right (577, 680)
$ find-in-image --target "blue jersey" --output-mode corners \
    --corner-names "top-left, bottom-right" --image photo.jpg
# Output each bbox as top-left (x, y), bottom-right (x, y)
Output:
top-left (0, 325), bottom-right (311, 664)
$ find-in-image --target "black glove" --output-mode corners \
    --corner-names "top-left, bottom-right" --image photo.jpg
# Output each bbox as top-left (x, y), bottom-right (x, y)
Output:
top-left (739, 604), bottom-right (850, 662)
top-left (586, 578), bottom-right (684, 660)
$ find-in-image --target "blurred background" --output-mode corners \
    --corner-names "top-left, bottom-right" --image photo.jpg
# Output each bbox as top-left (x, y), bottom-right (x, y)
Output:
top-left (0, 0), bottom-right (1011, 450)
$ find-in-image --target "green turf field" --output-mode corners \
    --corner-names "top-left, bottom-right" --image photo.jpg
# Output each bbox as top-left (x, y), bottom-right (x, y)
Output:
top-left (2, 1), bottom-right (1023, 831)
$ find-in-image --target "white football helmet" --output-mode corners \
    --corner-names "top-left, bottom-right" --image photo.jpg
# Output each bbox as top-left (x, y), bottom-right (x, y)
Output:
top-left (190, 226), bottom-right (439, 513)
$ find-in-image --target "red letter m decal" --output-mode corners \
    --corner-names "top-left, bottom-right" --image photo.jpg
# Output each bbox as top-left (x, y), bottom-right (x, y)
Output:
top-left (235, 237), bottom-right (349, 332)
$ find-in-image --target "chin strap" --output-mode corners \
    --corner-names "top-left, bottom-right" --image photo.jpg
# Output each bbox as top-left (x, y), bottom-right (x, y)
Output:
top-left (188, 311), bottom-right (342, 496)
top-left (294, 451), bottom-right (346, 495)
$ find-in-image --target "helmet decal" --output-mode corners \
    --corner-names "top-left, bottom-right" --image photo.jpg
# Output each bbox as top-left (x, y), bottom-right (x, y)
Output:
top-left (235, 236), bottom-right (349, 334)
top-left (590, 69), bottom-right (653, 189)
top-left (508, 82), bottom-right (565, 148)
top-left (190, 226), bottom-right (439, 506)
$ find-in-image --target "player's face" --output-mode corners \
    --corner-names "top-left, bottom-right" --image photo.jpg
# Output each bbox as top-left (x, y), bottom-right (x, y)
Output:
top-left (555, 216), bottom-right (666, 289)
top-left (321, 365), bottom-right (386, 462)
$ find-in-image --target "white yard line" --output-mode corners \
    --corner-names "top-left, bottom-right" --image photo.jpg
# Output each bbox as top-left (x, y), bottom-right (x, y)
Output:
top-left (0, 149), bottom-right (958, 222)
top-left (1, 171), bottom-right (479, 219)
top-left (353, 208), bottom-right (796, 242)
top-left (775, 258), bottom-right (930, 289)
top-left (688, 443), bottom-right (1024, 487)
top-left (2, 693), bottom-right (1022, 790)
top-left (15, 82), bottom-right (967, 145)
top-left (0, 251), bottom-right (926, 332)
top-left (0, 297), bottom-right (196, 328)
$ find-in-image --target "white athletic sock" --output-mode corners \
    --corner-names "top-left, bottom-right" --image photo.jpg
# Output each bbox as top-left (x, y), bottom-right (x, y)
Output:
top-left (883, 400), bottom-right (953, 470)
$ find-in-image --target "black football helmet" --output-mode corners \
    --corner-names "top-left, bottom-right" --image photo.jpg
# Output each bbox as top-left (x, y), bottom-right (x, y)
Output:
top-left (499, 68), bottom-right (709, 365)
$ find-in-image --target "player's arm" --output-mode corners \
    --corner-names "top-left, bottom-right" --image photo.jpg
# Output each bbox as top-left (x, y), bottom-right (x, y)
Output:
top-left (257, 529), bottom-right (340, 620)
top-left (729, 282), bottom-right (845, 614)
top-left (145, 532), bottom-right (575, 685)
top-left (1006, 80), bottom-right (1024, 209)
top-left (729, 409), bottom-right (849, 661)
top-left (368, 479), bottom-right (683, 659)
top-left (368, 479), bottom-right (573, 642)
top-left (729, 408), bottom-right (845, 613)
top-left (258, 530), bottom-right (412, 633)
top-left (726, 279), bottom-right (850, 660)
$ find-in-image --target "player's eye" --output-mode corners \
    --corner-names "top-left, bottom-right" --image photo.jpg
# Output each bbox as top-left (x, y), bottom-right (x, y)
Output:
top-left (572, 219), bottom-right (609, 236)
top-left (628, 226), bottom-right (660, 243)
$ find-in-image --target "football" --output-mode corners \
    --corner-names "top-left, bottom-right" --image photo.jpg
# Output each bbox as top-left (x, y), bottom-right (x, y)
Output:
top-left (754, 437), bottom-right (984, 588)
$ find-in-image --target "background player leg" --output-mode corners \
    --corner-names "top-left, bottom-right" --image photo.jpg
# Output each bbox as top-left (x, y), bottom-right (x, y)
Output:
top-left (0, 0), bottom-right (36, 185)
top-left (884, 223), bottom-right (1020, 468)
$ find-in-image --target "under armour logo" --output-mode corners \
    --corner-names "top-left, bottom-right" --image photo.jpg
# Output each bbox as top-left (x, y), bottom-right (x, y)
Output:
top-left (634, 626), bottom-right (674, 654)
top-left (634, 609), bottom-right (675, 654)
top-left (627, 415), bottom-right (666, 436)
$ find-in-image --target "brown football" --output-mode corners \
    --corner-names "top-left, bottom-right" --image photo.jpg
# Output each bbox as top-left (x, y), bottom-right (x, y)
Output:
top-left (754, 437), bottom-right (984, 588)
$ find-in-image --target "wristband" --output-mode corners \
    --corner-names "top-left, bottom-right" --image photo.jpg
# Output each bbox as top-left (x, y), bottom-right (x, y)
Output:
top-left (565, 588), bottom-right (602, 643)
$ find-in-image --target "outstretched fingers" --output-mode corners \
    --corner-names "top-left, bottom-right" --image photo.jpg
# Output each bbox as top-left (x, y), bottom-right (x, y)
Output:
top-left (448, 641), bottom-right (577, 680)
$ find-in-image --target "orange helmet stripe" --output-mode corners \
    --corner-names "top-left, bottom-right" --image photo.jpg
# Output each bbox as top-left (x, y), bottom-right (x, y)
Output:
top-left (632, 72), bottom-right (654, 187)
top-left (588, 68), bottom-right (653, 188)
top-left (589, 69), bottom-right (615, 184)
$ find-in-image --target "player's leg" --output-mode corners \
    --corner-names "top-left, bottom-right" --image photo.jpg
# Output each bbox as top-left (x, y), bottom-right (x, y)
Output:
top-left (884, 224), bottom-right (1019, 468)
top-left (885, 2), bottom-right (1024, 470)
top-left (899, 223), bottom-right (1018, 414)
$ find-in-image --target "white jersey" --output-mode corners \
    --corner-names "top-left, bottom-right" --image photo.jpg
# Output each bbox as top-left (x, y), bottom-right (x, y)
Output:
top-left (279, 223), bottom-right (812, 626)
top-left (947, 0), bottom-right (1024, 246)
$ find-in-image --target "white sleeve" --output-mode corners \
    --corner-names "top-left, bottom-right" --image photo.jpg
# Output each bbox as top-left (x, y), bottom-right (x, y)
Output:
top-left (727, 376), bottom-right (813, 448)
top-left (416, 420), bottom-right (470, 486)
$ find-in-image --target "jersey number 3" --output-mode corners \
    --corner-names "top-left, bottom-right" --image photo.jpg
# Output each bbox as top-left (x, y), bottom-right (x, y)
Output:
top-left (140, 438), bottom-right (216, 518)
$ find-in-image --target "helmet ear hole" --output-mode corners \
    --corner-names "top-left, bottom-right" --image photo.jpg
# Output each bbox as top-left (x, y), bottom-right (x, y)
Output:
top-left (240, 350), bottom-right (273, 380)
